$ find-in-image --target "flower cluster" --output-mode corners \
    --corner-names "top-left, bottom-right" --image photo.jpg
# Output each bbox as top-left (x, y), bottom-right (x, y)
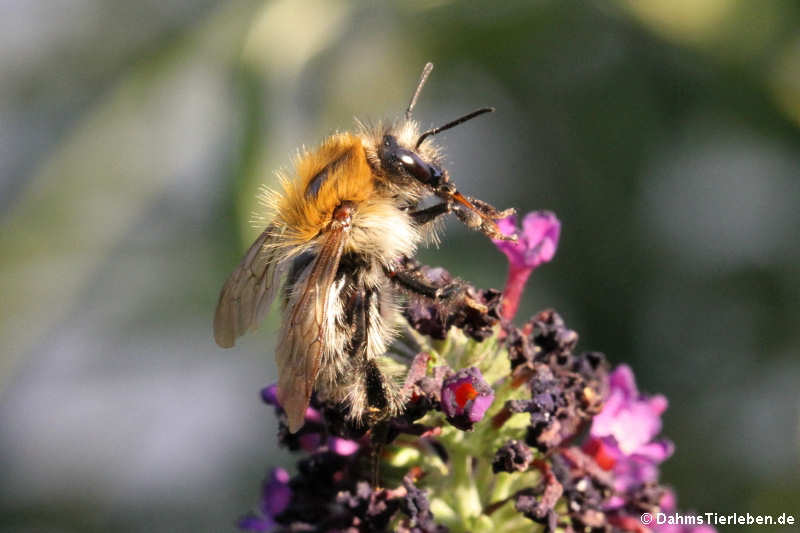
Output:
top-left (238, 212), bottom-right (712, 533)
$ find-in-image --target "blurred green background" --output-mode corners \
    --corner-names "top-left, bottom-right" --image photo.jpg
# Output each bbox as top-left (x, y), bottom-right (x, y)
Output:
top-left (1, 1), bottom-right (799, 531)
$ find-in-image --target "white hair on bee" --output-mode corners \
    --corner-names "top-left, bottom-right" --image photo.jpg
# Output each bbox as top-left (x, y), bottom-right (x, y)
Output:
top-left (347, 197), bottom-right (419, 264)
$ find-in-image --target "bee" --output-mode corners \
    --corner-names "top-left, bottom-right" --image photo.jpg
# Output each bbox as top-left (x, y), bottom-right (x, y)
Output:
top-left (213, 63), bottom-right (513, 433)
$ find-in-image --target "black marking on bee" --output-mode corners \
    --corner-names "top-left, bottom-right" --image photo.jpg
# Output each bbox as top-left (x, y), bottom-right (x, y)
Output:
top-left (305, 167), bottom-right (328, 199)
top-left (338, 252), bottom-right (371, 276)
top-left (345, 287), bottom-right (368, 356)
top-left (286, 251), bottom-right (315, 287)
top-left (282, 251), bottom-right (315, 304)
top-left (305, 149), bottom-right (352, 199)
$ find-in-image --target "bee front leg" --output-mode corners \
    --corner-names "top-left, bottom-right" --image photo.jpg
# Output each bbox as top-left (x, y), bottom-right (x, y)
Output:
top-left (408, 201), bottom-right (451, 225)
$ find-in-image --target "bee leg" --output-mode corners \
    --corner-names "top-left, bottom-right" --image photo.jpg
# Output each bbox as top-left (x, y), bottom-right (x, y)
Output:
top-left (385, 261), bottom-right (465, 302)
top-left (370, 440), bottom-right (382, 488)
top-left (369, 421), bottom-right (391, 488)
top-left (437, 281), bottom-right (466, 300)
top-left (365, 358), bottom-right (389, 411)
top-left (408, 201), bottom-right (451, 225)
top-left (387, 267), bottom-right (439, 299)
top-left (339, 286), bottom-right (404, 424)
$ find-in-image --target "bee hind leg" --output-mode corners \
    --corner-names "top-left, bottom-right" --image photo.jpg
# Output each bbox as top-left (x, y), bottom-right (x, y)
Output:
top-left (337, 286), bottom-right (405, 424)
top-left (365, 359), bottom-right (390, 411)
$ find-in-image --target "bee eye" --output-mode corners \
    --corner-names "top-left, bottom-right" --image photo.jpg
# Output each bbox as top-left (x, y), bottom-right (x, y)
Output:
top-left (398, 150), bottom-right (435, 184)
top-left (399, 154), bottom-right (417, 167)
top-left (378, 135), bottom-right (443, 187)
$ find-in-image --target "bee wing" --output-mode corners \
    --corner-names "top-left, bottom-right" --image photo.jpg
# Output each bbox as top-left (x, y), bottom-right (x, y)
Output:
top-left (214, 224), bottom-right (285, 348)
top-left (276, 226), bottom-right (347, 432)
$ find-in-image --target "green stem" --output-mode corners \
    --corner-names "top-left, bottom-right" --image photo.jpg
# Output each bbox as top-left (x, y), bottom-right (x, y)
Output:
top-left (450, 448), bottom-right (482, 528)
top-left (490, 472), bottom-right (515, 503)
top-left (432, 336), bottom-right (452, 362)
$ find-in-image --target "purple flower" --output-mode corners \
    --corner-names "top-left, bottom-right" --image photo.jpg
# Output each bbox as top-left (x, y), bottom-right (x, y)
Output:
top-left (297, 432), bottom-right (321, 452)
top-left (329, 436), bottom-right (360, 456)
top-left (592, 366), bottom-right (668, 454)
top-left (491, 211), bottom-right (561, 322)
top-left (238, 467), bottom-right (291, 531)
top-left (261, 384), bottom-right (360, 454)
top-left (261, 384), bottom-right (323, 423)
top-left (441, 367), bottom-right (494, 430)
top-left (584, 365), bottom-right (674, 493)
top-left (493, 211), bottom-right (561, 268)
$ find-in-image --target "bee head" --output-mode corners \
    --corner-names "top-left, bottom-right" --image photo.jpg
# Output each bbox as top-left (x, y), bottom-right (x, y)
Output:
top-left (378, 133), bottom-right (446, 189)
top-left (374, 62), bottom-right (494, 193)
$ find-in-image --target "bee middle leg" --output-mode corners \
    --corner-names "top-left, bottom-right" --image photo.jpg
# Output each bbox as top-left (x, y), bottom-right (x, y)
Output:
top-left (385, 259), bottom-right (465, 301)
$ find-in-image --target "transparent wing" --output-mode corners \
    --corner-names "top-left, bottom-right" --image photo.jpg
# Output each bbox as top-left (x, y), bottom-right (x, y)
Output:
top-left (213, 224), bottom-right (284, 348)
top-left (276, 226), bottom-right (347, 432)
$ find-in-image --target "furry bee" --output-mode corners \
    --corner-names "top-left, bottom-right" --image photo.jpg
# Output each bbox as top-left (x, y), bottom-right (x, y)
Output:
top-left (214, 63), bottom-right (513, 433)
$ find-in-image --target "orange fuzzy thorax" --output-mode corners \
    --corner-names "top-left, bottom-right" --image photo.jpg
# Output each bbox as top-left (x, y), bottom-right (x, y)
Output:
top-left (276, 133), bottom-right (374, 245)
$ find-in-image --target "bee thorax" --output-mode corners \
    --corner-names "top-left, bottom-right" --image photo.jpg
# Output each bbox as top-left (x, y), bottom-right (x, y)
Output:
top-left (346, 199), bottom-right (422, 267)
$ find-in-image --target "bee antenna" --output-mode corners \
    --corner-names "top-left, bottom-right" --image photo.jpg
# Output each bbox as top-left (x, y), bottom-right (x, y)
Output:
top-left (405, 62), bottom-right (434, 120)
top-left (415, 107), bottom-right (495, 150)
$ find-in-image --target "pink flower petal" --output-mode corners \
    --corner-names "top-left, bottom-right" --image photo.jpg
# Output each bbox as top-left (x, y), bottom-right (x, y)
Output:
top-left (329, 437), bottom-right (360, 456)
top-left (492, 211), bottom-right (561, 270)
